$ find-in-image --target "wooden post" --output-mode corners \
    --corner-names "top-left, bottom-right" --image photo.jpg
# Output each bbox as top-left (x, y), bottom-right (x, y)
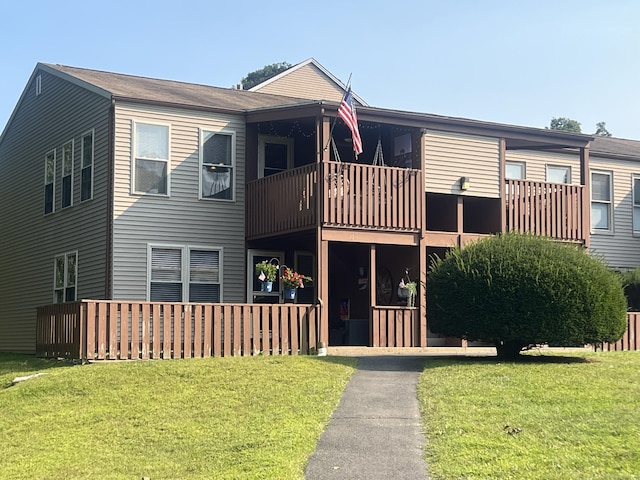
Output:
top-left (499, 138), bottom-right (507, 233)
top-left (580, 145), bottom-right (591, 248)
top-left (316, 113), bottom-right (331, 347)
top-left (370, 244), bottom-right (377, 347)
top-left (418, 128), bottom-right (428, 347)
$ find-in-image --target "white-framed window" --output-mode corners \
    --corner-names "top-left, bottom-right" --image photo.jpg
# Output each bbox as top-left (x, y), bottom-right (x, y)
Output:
top-left (44, 150), bottom-right (56, 214)
top-left (258, 135), bottom-right (293, 178)
top-left (81, 129), bottom-right (94, 201)
top-left (148, 245), bottom-right (222, 302)
top-left (35, 74), bottom-right (42, 96)
top-left (505, 161), bottom-right (525, 180)
top-left (591, 170), bottom-right (613, 232)
top-left (633, 175), bottom-right (640, 234)
top-left (54, 251), bottom-right (77, 303)
top-left (132, 122), bottom-right (169, 195)
top-left (547, 165), bottom-right (571, 184)
top-left (61, 140), bottom-right (74, 208)
top-left (200, 129), bottom-right (235, 200)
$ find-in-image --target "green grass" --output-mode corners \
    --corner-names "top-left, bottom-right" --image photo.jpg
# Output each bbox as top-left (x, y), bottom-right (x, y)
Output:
top-left (0, 353), bottom-right (356, 480)
top-left (418, 351), bottom-right (640, 479)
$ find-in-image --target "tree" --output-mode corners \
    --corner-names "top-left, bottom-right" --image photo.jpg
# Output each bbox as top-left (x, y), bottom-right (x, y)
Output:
top-left (240, 62), bottom-right (292, 90)
top-left (548, 117), bottom-right (582, 133)
top-left (426, 232), bottom-right (627, 359)
top-left (595, 121), bottom-right (612, 137)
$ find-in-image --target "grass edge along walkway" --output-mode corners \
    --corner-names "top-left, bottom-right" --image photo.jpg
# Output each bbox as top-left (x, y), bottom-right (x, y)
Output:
top-left (418, 351), bottom-right (640, 480)
top-left (0, 354), bottom-right (356, 480)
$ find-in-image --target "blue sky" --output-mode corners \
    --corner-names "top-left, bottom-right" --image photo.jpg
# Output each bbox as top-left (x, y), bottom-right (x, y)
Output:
top-left (2, 0), bottom-right (639, 139)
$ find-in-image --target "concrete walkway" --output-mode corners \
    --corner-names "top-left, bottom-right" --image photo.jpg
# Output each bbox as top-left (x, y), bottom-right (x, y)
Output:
top-left (305, 356), bottom-right (430, 480)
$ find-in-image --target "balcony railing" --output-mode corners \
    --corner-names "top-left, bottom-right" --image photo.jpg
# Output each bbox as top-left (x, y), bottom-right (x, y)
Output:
top-left (504, 179), bottom-right (587, 242)
top-left (371, 306), bottom-right (419, 347)
top-left (246, 163), bottom-right (422, 238)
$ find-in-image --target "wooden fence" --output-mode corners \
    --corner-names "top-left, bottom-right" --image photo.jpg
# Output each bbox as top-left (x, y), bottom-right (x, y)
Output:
top-left (599, 312), bottom-right (640, 351)
top-left (371, 307), bottom-right (419, 347)
top-left (36, 300), bottom-right (320, 361)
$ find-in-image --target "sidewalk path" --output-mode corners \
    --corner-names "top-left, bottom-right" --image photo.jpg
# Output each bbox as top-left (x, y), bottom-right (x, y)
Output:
top-left (305, 356), bottom-right (430, 480)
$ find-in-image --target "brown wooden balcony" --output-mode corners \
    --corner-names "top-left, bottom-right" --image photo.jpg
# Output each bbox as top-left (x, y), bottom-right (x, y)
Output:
top-left (246, 163), bottom-right (422, 239)
top-left (504, 179), bottom-right (587, 243)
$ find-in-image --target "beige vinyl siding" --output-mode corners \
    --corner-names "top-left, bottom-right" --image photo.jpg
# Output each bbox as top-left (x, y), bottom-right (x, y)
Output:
top-left (112, 103), bottom-right (246, 302)
top-left (589, 156), bottom-right (640, 270)
top-left (254, 63), bottom-right (345, 101)
top-left (0, 69), bottom-right (110, 352)
top-left (506, 150), bottom-right (581, 184)
top-left (424, 130), bottom-right (500, 197)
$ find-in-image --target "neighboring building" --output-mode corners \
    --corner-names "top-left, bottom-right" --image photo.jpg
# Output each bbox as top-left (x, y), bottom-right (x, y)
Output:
top-left (0, 59), bottom-right (636, 353)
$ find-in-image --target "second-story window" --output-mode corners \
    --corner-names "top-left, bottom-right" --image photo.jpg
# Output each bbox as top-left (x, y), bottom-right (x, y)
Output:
top-left (133, 122), bottom-right (169, 195)
top-left (81, 130), bottom-right (94, 201)
top-left (44, 150), bottom-right (56, 215)
top-left (547, 165), bottom-right (571, 184)
top-left (633, 175), bottom-right (640, 234)
top-left (591, 171), bottom-right (612, 232)
top-left (61, 140), bottom-right (74, 208)
top-left (200, 130), bottom-right (234, 200)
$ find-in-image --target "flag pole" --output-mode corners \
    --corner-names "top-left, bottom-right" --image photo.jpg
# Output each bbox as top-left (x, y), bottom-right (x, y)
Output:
top-left (323, 73), bottom-right (352, 153)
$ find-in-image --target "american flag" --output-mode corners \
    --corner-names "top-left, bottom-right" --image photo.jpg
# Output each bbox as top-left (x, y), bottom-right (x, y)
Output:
top-left (338, 88), bottom-right (363, 156)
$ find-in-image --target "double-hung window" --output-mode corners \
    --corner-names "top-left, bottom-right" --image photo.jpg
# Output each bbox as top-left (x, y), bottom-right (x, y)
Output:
top-left (81, 130), bottom-right (94, 201)
top-left (44, 150), bottom-right (56, 214)
top-left (200, 130), bottom-right (234, 200)
top-left (54, 252), bottom-right (77, 303)
top-left (133, 122), bottom-right (169, 195)
top-left (61, 140), bottom-right (74, 208)
top-left (547, 165), bottom-right (571, 184)
top-left (591, 171), bottom-right (613, 232)
top-left (149, 246), bottom-right (221, 302)
top-left (633, 175), bottom-right (640, 234)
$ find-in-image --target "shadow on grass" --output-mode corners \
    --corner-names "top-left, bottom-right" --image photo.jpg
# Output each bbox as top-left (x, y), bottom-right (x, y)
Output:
top-left (0, 353), bottom-right (76, 387)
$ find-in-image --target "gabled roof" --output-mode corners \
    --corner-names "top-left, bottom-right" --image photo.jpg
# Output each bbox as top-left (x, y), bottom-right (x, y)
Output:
top-left (591, 136), bottom-right (640, 160)
top-left (42, 63), bottom-right (310, 112)
top-left (248, 58), bottom-right (368, 106)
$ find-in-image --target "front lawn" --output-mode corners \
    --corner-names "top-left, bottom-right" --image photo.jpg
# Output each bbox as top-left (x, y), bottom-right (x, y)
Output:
top-left (418, 351), bottom-right (640, 479)
top-left (0, 354), bottom-right (356, 480)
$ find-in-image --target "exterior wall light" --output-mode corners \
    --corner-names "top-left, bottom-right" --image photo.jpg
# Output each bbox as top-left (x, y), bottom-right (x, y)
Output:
top-left (460, 176), bottom-right (470, 191)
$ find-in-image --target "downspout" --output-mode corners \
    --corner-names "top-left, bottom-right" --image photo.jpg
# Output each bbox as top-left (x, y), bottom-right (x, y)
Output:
top-left (104, 98), bottom-right (115, 298)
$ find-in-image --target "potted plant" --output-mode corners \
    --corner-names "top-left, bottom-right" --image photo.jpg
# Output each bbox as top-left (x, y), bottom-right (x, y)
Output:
top-left (397, 278), bottom-right (417, 307)
top-left (255, 260), bottom-right (278, 292)
top-left (280, 267), bottom-right (312, 300)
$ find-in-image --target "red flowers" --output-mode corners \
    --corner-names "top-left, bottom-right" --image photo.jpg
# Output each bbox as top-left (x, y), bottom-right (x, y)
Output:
top-left (280, 267), bottom-right (312, 289)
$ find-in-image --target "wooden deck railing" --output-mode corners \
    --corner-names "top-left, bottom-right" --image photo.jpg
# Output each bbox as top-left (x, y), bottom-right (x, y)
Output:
top-left (323, 163), bottom-right (422, 230)
top-left (599, 312), bottom-right (640, 351)
top-left (371, 307), bottom-right (419, 347)
top-left (246, 164), bottom-right (318, 238)
top-left (36, 300), bottom-right (320, 360)
top-left (246, 163), bottom-right (422, 238)
top-left (504, 180), bottom-right (586, 242)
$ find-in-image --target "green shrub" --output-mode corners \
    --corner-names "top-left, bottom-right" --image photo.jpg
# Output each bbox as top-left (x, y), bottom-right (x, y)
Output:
top-left (427, 232), bottom-right (627, 358)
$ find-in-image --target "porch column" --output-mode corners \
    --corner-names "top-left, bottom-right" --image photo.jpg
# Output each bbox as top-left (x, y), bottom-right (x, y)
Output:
top-left (316, 114), bottom-right (331, 346)
top-left (418, 129), bottom-right (428, 347)
top-left (499, 137), bottom-right (507, 233)
top-left (580, 145), bottom-right (591, 248)
top-left (369, 244), bottom-right (377, 347)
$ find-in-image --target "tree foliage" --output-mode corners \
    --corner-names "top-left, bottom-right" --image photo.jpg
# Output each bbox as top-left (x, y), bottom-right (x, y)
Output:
top-left (240, 62), bottom-right (292, 90)
top-left (595, 121), bottom-right (612, 137)
top-left (427, 233), bottom-right (627, 359)
top-left (548, 117), bottom-right (582, 133)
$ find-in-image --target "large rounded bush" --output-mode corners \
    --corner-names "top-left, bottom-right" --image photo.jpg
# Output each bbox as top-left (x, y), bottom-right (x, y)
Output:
top-left (427, 232), bottom-right (627, 358)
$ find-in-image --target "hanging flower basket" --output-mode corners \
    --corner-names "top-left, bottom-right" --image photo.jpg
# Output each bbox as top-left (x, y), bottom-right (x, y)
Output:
top-left (280, 267), bottom-right (312, 292)
top-left (284, 288), bottom-right (296, 300)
